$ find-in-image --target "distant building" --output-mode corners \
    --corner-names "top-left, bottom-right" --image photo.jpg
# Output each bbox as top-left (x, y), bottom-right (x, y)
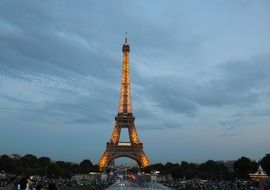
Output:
top-left (249, 165), bottom-right (268, 181)
top-left (8, 154), bottom-right (21, 160)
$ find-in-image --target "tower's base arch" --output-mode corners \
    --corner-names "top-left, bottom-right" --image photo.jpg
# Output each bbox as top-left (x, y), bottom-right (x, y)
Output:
top-left (99, 144), bottom-right (150, 171)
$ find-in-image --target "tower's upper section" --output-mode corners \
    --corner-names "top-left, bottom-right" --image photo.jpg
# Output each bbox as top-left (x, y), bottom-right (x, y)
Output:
top-left (122, 37), bottom-right (130, 52)
top-left (118, 36), bottom-right (132, 113)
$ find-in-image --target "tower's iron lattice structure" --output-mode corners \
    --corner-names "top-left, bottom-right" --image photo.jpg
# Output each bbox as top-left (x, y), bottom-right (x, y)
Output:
top-left (98, 37), bottom-right (150, 171)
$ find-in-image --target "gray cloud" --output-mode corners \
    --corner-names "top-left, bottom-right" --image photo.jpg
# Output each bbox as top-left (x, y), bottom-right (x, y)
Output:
top-left (219, 133), bottom-right (237, 138)
top-left (219, 119), bottom-right (243, 131)
top-left (196, 54), bottom-right (270, 106)
top-left (134, 54), bottom-right (270, 115)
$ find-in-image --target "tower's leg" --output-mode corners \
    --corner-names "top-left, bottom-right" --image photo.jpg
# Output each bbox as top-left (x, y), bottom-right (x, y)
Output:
top-left (98, 150), bottom-right (112, 171)
top-left (110, 124), bottom-right (121, 144)
top-left (129, 124), bottom-right (140, 144)
top-left (138, 151), bottom-right (151, 168)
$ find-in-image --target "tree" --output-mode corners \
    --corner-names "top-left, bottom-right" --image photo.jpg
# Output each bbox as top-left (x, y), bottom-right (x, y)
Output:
top-left (180, 161), bottom-right (198, 179)
top-left (234, 157), bottom-right (258, 179)
top-left (0, 155), bottom-right (16, 172)
top-left (80, 160), bottom-right (93, 169)
top-left (38, 157), bottom-right (51, 167)
top-left (260, 154), bottom-right (270, 175)
top-left (171, 165), bottom-right (183, 179)
top-left (55, 161), bottom-right (73, 178)
top-left (92, 164), bottom-right (100, 172)
top-left (79, 159), bottom-right (93, 174)
top-left (21, 154), bottom-right (38, 168)
top-left (127, 167), bottom-right (139, 174)
top-left (47, 163), bottom-right (63, 178)
top-left (199, 160), bottom-right (228, 179)
top-left (180, 161), bottom-right (190, 170)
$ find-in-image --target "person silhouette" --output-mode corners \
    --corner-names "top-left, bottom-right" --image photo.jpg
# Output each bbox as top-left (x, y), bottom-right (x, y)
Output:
top-left (48, 181), bottom-right (57, 190)
top-left (20, 176), bottom-right (27, 190)
top-left (35, 182), bottom-right (42, 190)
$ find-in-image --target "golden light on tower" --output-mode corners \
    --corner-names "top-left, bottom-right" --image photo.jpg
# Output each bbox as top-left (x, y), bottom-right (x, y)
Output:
top-left (98, 35), bottom-right (150, 171)
top-left (118, 36), bottom-right (132, 113)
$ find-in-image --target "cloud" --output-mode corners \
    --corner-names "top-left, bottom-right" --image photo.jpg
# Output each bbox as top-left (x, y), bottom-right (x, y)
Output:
top-left (219, 119), bottom-right (243, 131)
top-left (219, 133), bottom-right (237, 138)
top-left (252, 109), bottom-right (270, 117)
top-left (195, 54), bottom-right (270, 106)
top-left (0, 65), bottom-right (119, 126)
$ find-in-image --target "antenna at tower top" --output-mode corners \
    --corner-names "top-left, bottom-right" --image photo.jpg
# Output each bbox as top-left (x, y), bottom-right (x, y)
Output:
top-left (125, 32), bottom-right (128, 43)
top-left (122, 32), bottom-right (130, 52)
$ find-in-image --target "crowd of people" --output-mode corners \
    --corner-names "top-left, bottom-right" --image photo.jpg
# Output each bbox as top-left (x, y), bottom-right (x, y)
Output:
top-left (0, 171), bottom-right (110, 190)
top-left (160, 178), bottom-right (270, 190)
top-left (161, 179), bottom-right (252, 190)
top-left (0, 170), bottom-right (269, 190)
top-left (0, 174), bottom-right (61, 190)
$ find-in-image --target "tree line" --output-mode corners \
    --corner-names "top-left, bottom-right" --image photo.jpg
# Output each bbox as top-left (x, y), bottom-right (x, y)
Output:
top-left (0, 154), bottom-right (269, 180)
top-left (142, 154), bottom-right (270, 180)
top-left (0, 154), bottom-right (99, 178)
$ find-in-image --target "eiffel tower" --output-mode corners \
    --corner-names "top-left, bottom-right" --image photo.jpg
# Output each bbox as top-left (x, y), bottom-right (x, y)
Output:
top-left (98, 36), bottom-right (150, 171)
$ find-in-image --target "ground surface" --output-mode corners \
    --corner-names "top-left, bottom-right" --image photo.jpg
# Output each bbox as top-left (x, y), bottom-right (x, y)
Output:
top-left (59, 185), bottom-right (95, 190)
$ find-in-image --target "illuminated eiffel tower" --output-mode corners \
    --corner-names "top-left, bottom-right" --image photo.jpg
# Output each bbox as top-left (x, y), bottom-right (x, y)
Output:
top-left (98, 35), bottom-right (150, 171)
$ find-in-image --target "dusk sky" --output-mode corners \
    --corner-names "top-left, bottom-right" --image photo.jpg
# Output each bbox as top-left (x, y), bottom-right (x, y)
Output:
top-left (0, 0), bottom-right (270, 164)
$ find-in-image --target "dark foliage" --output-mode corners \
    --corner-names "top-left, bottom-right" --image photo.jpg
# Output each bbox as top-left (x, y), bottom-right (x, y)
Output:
top-left (260, 154), bottom-right (270, 175)
top-left (234, 157), bottom-right (258, 179)
top-left (1, 153), bottom-right (268, 180)
top-left (0, 154), bottom-right (98, 178)
top-left (143, 157), bottom-right (261, 180)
